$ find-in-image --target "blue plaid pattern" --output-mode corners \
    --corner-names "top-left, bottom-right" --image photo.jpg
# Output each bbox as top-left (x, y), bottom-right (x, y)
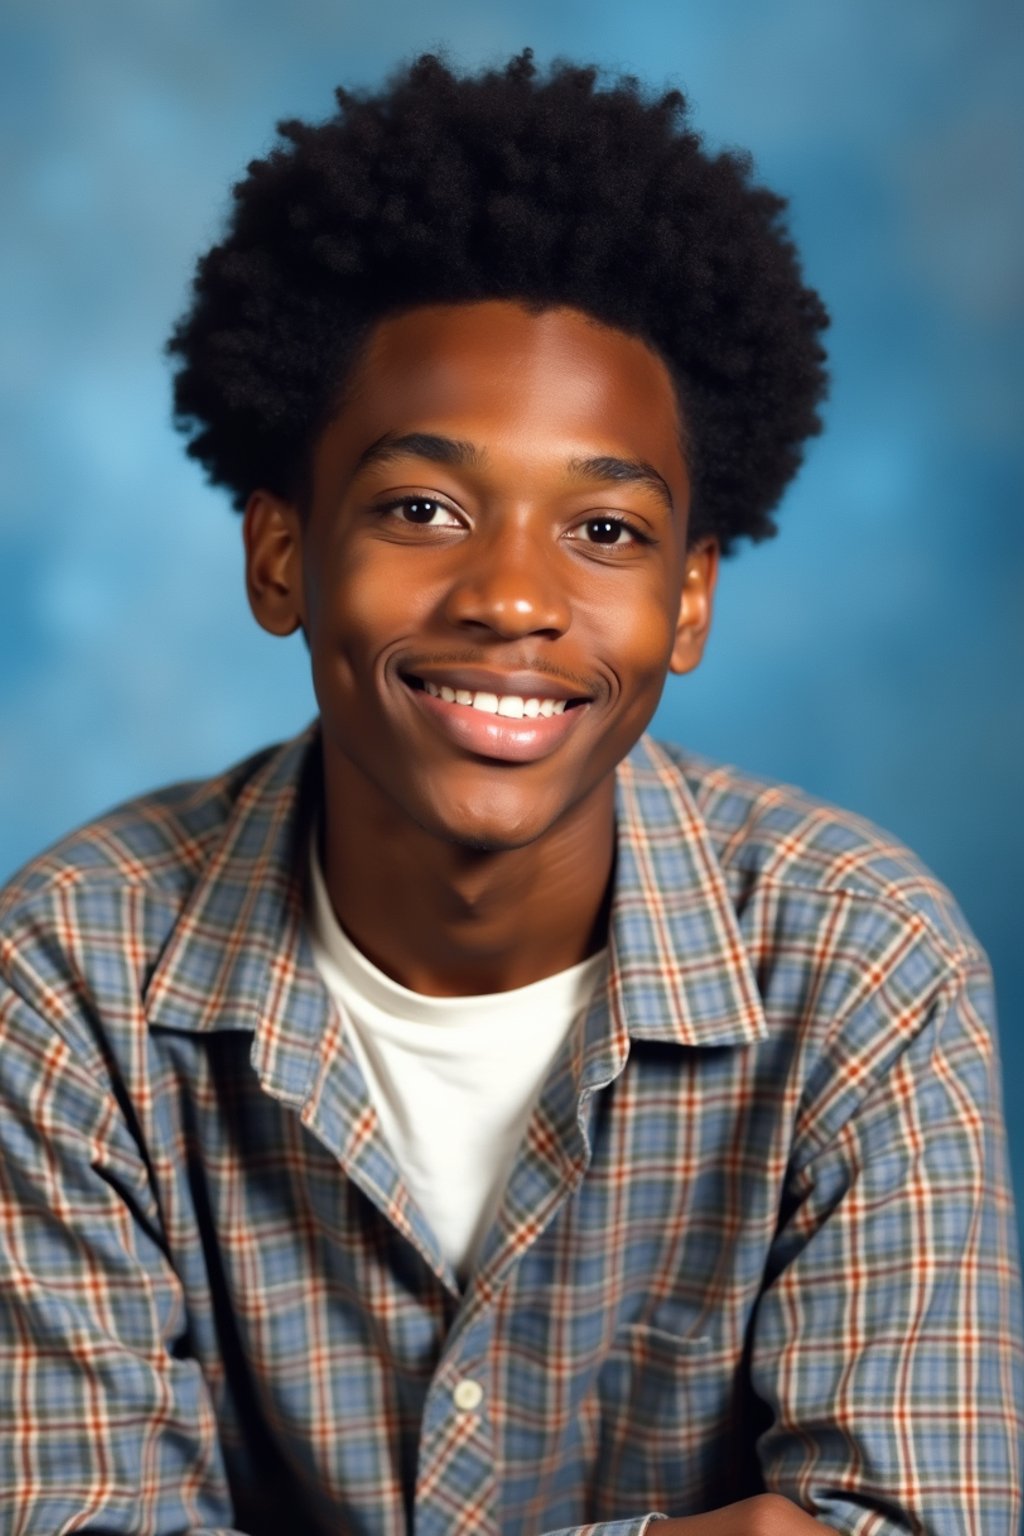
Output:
top-left (0, 725), bottom-right (1020, 1534)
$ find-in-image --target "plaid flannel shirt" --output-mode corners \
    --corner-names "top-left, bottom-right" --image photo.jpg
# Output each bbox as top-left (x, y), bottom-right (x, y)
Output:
top-left (0, 726), bottom-right (1020, 1535)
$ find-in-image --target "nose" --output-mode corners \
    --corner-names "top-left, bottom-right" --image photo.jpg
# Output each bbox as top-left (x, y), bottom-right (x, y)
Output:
top-left (441, 522), bottom-right (571, 640)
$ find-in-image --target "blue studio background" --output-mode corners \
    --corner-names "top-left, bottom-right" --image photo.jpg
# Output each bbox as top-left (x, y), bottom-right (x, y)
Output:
top-left (2, 0), bottom-right (1022, 1287)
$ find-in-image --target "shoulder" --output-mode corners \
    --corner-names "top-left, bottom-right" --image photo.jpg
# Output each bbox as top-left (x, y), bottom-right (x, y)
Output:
top-left (640, 741), bottom-right (1001, 1160)
top-left (650, 737), bottom-right (982, 972)
top-left (0, 726), bottom-right (317, 1097)
top-left (1, 739), bottom-right (282, 921)
top-left (0, 735), bottom-right (307, 1034)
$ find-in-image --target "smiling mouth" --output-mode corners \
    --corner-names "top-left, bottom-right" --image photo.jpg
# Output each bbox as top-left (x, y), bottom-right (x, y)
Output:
top-left (402, 675), bottom-right (588, 719)
top-left (400, 671), bottom-right (591, 763)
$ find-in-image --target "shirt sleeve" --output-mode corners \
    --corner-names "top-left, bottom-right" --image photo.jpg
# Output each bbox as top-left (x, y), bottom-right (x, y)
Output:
top-left (749, 949), bottom-right (1023, 1535)
top-left (538, 1519), bottom-right (667, 1535)
top-left (0, 953), bottom-right (246, 1534)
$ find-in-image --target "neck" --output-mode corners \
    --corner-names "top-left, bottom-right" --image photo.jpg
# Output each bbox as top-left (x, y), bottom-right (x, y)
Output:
top-left (318, 763), bottom-right (616, 998)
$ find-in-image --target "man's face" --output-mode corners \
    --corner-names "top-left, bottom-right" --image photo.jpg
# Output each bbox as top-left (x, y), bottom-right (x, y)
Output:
top-left (246, 300), bottom-right (716, 852)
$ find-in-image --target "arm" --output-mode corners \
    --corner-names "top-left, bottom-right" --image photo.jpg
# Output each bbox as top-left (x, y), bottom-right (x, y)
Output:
top-left (658, 1497), bottom-right (835, 1534)
top-left (745, 951), bottom-right (1022, 1533)
top-left (539, 1494), bottom-right (836, 1536)
top-left (0, 946), bottom-right (246, 1534)
top-left (542, 950), bottom-right (1022, 1536)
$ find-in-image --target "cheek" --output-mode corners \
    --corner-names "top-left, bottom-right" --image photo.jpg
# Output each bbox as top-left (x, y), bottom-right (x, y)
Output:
top-left (586, 576), bottom-right (681, 690)
top-left (313, 545), bottom-right (431, 668)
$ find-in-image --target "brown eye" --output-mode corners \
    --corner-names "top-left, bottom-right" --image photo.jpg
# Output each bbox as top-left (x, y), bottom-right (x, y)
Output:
top-left (566, 515), bottom-right (651, 553)
top-left (586, 518), bottom-right (627, 544)
top-left (402, 498), bottom-right (444, 523)
top-left (381, 496), bottom-right (463, 528)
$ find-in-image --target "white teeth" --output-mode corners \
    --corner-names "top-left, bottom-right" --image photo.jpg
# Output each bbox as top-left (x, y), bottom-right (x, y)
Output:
top-left (418, 679), bottom-right (577, 718)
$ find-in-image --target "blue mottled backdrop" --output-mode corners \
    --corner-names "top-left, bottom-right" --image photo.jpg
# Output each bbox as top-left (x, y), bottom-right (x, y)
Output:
top-left (2, 0), bottom-right (1022, 1273)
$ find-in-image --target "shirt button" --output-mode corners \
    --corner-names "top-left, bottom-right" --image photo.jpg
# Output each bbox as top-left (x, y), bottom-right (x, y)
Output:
top-left (452, 1378), bottom-right (484, 1412)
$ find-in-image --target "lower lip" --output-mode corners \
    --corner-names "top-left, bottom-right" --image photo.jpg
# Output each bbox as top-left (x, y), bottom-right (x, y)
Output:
top-left (405, 684), bottom-right (589, 763)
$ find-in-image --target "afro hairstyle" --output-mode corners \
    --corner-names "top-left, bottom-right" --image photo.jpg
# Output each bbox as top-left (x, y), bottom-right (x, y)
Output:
top-left (167, 49), bottom-right (829, 555)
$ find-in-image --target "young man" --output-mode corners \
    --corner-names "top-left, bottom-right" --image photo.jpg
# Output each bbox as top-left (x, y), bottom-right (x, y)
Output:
top-left (0, 52), bottom-right (1019, 1536)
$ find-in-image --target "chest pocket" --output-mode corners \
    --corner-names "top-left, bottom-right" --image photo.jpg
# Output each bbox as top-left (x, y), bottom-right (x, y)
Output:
top-left (589, 1324), bottom-right (736, 1517)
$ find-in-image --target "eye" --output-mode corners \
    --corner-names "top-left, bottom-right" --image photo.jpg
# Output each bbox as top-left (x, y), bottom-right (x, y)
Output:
top-left (584, 517), bottom-right (631, 545)
top-left (569, 516), bottom-right (651, 548)
top-left (381, 496), bottom-right (463, 528)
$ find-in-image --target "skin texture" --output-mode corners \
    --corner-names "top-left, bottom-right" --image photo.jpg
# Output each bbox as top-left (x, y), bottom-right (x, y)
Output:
top-left (245, 300), bottom-right (716, 996)
top-left (245, 300), bottom-right (838, 1533)
top-left (657, 1496), bottom-right (835, 1535)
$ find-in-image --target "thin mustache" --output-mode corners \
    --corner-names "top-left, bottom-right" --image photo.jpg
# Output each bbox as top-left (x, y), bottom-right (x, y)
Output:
top-left (405, 652), bottom-right (597, 694)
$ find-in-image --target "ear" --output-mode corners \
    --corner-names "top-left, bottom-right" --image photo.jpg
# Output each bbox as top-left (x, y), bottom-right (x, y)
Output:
top-left (243, 490), bottom-right (304, 637)
top-left (669, 538), bottom-right (719, 675)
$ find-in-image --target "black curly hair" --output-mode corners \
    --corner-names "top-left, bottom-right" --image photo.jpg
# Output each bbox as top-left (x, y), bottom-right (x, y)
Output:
top-left (168, 50), bottom-right (828, 555)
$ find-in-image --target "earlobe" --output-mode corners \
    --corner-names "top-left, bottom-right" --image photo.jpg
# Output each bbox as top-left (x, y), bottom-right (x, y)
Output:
top-left (243, 491), bottom-right (304, 638)
top-left (669, 538), bottom-right (719, 675)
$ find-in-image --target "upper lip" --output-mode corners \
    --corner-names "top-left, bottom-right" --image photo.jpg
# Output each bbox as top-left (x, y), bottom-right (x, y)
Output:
top-left (401, 665), bottom-right (592, 703)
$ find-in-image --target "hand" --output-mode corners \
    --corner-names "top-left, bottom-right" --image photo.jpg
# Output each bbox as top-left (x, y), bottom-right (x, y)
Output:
top-left (657, 1494), bottom-right (837, 1535)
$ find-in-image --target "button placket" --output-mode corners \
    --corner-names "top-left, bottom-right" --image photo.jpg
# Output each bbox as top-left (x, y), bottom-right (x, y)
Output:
top-left (415, 1362), bottom-right (499, 1536)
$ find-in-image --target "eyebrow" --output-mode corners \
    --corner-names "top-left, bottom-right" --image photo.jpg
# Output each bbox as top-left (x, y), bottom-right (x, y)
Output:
top-left (566, 455), bottom-right (674, 515)
top-left (353, 432), bottom-right (674, 515)
top-left (354, 432), bottom-right (483, 474)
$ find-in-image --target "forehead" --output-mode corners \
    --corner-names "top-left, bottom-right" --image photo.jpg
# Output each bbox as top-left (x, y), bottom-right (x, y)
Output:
top-left (332, 300), bottom-right (686, 467)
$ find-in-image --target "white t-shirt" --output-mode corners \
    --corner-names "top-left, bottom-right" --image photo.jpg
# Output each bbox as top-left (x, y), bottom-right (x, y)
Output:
top-left (307, 836), bottom-right (607, 1280)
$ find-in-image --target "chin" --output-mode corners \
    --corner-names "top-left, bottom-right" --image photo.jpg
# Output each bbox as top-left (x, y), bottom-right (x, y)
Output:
top-left (419, 786), bottom-right (561, 855)
top-left (434, 814), bottom-right (552, 856)
top-left (443, 830), bottom-right (519, 855)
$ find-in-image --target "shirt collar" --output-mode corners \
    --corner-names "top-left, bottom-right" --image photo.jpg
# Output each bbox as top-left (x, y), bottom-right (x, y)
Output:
top-left (145, 726), bottom-right (766, 1053)
top-left (609, 734), bottom-right (766, 1048)
top-left (144, 726), bottom-right (322, 1069)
